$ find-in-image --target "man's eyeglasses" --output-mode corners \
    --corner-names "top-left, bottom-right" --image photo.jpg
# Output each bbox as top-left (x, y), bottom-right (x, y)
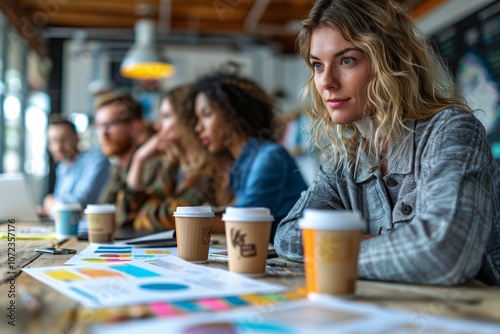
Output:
top-left (94, 119), bottom-right (132, 133)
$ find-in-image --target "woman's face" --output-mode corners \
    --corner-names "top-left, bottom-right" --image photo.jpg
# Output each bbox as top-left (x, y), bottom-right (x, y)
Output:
top-left (156, 99), bottom-right (179, 142)
top-left (194, 92), bottom-right (226, 154)
top-left (309, 25), bottom-right (372, 124)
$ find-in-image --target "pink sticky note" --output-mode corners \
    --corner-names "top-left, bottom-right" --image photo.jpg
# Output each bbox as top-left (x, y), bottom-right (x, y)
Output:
top-left (198, 298), bottom-right (230, 311)
top-left (149, 302), bottom-right (180, 317)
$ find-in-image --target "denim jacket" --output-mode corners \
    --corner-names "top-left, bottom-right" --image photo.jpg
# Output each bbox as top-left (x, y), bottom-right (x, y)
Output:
top-left (231, 138), bottom-right (308, 241)
top-left (275, 108), bottom-right (500, 285)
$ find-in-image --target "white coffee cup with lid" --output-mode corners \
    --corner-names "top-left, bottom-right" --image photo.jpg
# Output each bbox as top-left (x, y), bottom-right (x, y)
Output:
top-left (173, 206), bottom-right (215, 263)
top-left (222, 207), bottom-right (274, 277)
top-left (84, 204), bottom-right (116, 243)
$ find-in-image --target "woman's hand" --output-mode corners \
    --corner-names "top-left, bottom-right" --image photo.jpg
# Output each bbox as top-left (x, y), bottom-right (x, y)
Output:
top-left (137, 132), bottom-right (176, 160)
top-left (134, 134), bottom-right (162, 162)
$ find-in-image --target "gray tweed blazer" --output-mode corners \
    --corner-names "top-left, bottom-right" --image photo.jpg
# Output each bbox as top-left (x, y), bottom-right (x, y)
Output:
top-left (275, 108), bottom-right (500, 286)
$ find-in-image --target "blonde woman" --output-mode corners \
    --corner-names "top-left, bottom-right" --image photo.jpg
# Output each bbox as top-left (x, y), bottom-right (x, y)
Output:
top-left (275, 0), bottom-right (500, 286)
top-left (117, 85), bottom-right (233, 231)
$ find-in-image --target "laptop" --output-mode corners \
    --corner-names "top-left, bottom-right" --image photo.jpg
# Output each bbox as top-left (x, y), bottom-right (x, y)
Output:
top-left (0, 173), bottom-right (41, 223)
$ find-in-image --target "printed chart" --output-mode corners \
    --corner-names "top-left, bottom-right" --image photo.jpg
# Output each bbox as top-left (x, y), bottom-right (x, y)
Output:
top-left (23, 256), bottom-right (285, 308)
top-left (64, 244), bottom-right (177, 265)
top-left (93, 294), bottom-right (500, 334)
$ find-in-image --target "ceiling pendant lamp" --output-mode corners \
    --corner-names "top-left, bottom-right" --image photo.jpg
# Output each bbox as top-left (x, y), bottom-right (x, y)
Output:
top-left (120, 19), bottom-right (175, 79)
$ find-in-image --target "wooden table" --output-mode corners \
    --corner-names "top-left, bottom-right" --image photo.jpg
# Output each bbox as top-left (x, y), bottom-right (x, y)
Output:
top-left (1, 237), bottom-right (500, 334)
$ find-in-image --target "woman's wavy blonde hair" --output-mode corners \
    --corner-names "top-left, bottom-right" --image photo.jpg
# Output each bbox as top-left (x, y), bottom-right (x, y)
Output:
top-left (298, 0), bottom-right (472, 171)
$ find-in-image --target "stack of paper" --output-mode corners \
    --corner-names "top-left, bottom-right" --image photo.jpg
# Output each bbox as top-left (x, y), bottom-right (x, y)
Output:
top-left (23, 255), bottom-right (285, 308)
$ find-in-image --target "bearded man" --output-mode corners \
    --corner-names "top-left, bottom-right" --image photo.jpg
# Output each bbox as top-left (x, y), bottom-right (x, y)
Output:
top-left (94, 93), bottom-right (159, 204)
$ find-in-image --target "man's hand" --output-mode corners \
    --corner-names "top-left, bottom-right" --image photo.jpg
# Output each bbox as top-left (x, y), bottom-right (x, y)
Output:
top-left (41, 194), bottom-right (56, 218)
top-left (36, 205), bottom-right (48, 218)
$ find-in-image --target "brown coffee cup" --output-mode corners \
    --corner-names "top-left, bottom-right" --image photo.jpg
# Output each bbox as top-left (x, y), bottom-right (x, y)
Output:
top-left (84, 204), bottom-right (116, 243)
top-left (222, 207), bottom-right (274, 277)
top-left (300, 210), bottom-right (364, 298)
top-left (173, 206), bottom-right (214, 263)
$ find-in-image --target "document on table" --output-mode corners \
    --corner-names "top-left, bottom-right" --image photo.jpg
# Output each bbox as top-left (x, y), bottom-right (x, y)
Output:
top-left (64, 244), bottom-right (178, 265)
top-left (64, 244), bottom-right (224, 265)
top-left (0, 222), bottom-right (56, 240)
top-left (23, 256), bottom-right (286, 308)
top-left (114, 230), bottom-right (177, 247)
top-left (92, 294), bottom-right (500, 334)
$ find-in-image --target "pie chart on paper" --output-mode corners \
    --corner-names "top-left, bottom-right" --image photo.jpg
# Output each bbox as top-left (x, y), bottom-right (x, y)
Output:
top-left (183, 321), bottom-right (291, 334)
top-left (139, 283), bottom-right (189, 291)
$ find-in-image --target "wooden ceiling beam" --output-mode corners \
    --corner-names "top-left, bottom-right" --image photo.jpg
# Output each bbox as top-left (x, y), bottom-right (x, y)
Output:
top-left (0, 0), bottom-right (45, 56)
top-left (24, 11), bottom-right (137, 28)
top-left (23, 3), bottom-right (141, 17)
top-left (260, 9), bottom-right (310, 22)
top-left (19, 0), bottom-right (156, 7)
top-left (170, 20), bottom-right (248, 33)
top-left (172, 6), bottom-right (249, 21)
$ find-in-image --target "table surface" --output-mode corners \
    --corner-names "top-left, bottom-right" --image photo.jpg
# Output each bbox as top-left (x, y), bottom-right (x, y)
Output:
top-left (1, 234), bottom-right (500, 333)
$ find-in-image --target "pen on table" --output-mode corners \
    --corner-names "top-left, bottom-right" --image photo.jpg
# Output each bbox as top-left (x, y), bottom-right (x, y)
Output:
top-left (35, 248), bottom-right (77, 254)
top-left (266, 260), bottom-right (286, 267)
top-left (377, 227), bottom-right (383, 236)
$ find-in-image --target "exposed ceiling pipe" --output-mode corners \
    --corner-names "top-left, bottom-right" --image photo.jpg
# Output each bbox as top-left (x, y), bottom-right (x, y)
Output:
top-left (159, 0), bottom-right (172, 35)
top-left (243, 0), bottom-right (299, 37)
top-left (244, 0), bottom-right (271, 32)
top-left (255, 22), bottom-right (301, 36)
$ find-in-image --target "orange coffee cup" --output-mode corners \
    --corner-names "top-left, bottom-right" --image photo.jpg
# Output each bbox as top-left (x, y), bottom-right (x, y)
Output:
top-left (300, 209), bottom-right (364, 298)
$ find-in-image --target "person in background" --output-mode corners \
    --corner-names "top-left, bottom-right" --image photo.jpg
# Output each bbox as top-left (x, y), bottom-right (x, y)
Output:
top-left (274, 0), bottom-right (500, 286)
top-left (116, 85), bottom-right (233, 231)
top-left (186, 72), bottom-right (308, 242)
top-left (94, 92), bottom-right (160, 204)
top-left (37, 115), bottom-right (110, 217)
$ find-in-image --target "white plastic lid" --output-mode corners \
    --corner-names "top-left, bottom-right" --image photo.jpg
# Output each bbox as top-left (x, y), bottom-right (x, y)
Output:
top-left (55, 203), bottom-right (82, 211)
top-left (222, 207), bottom-right (274, 222)
top-left (299, 209), bottom-right (364, 230)
top-left (84, 204), bottom-right (116, 214)
top-left (173, 206), bottom-right (214, 217)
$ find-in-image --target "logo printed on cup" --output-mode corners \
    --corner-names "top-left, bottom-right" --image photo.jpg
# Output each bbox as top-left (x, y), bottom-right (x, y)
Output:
top-left (230, 228), bottom-right (257, 258)
top-left (222, 207), bottom-right (274, 276)
top-left (318, 235), bottom-right (353, 262)
top-left (202, 226), bottom-right (212, 245)
top-left (240, 244), bottom-right (257, 257)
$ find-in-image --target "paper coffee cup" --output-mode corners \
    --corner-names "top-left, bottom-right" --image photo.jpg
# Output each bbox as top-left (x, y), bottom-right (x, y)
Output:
top-left (300, 210), bottom-right (364, 298)
top-left (84, 204), bottom-right (116, 243)
top-left (222, 207), bottom-right (274, 277)
top-left (55, 203), bottom-right (82, 239)
top-left (173, 206), bottom-right (214, 263)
